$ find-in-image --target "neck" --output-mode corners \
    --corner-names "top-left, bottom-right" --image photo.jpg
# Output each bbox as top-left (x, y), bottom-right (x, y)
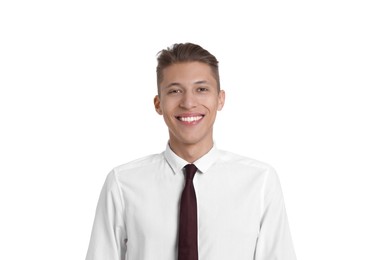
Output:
top-left (169, 140), bottom-right (213, 163)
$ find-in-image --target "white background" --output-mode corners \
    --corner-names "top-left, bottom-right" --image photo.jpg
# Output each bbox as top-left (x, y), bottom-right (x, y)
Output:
top-left (1, 0), bottom-right (389, 259)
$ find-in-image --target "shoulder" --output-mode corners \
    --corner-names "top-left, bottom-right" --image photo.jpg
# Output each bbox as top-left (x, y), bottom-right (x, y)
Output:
top-left (216, 150), bottom-right (282, 189)
top-left (217, 149), bottom-right (276, 172)
top-left (110, 153), bottom-right (165, 177)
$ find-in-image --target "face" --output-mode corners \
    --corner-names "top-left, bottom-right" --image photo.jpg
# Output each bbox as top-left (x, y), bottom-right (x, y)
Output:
top-left (154, 61), bottom-right (225, 151)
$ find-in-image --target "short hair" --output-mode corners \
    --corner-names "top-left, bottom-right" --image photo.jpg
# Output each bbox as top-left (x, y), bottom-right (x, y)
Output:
top-left (156, 43), bottom-right (220, 95)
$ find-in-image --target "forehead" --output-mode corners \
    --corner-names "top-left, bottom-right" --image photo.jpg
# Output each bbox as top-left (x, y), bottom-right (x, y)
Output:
top-left (161, 61), bottom-right (216, 84)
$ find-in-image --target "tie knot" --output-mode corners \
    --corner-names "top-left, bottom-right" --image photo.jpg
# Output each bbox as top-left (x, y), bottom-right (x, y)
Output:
top-left (184, 164), bottom-right (197, 180)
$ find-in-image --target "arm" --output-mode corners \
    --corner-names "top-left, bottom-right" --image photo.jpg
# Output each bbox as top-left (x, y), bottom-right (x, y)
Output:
top-left (86, 170), bottom-right (127, 260)
top-left (255, 168), bottom-right (296, 260)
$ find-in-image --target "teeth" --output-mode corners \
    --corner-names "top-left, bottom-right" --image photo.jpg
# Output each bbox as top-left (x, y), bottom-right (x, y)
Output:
top-left (179, 116), bottom-right (203, 122)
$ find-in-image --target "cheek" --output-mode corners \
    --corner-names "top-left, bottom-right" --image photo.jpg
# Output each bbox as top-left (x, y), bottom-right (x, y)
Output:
top-left (212, 100), bottom-right (222, 112)
top-left (160, 97), bottom-right (179, 112)
top-left (160, 105), bottom-right (175, 121)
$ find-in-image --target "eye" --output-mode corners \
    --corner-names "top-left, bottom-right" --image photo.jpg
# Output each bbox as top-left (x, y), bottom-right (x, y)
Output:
top-left (168, 89), bottom-right (182, 94)
top-left (197, 87), bottom-right (208, 92)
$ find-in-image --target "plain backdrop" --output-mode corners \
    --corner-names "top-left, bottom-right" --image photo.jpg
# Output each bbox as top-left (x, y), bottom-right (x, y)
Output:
top-left (1, 0), bottom-right (389, 259)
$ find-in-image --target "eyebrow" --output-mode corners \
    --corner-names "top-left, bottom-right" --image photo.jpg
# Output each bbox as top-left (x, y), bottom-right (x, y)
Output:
top-left (164, 80), bottom-right (209, 89)
top-left (194, 80), bottom-right (209, 85)
top-left (164, 82), bottom-right (181, 88)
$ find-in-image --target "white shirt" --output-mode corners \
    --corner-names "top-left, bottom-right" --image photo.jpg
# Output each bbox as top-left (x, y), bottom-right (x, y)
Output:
top-left (86, 145), bottom-right (296, 260)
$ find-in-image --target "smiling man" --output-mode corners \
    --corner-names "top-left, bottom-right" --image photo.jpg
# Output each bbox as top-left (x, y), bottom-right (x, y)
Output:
top-left (154, 61), bottom-right (225, 163)
top-left (86, 43), bottom-right (296, 260)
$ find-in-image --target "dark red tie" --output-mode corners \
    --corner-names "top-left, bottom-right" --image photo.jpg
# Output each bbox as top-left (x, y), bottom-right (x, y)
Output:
top-left (178, 164), bottom-right (198, 260)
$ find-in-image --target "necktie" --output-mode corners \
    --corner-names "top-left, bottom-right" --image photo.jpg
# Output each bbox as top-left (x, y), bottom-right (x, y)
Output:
top-left (178, 164), bottom-right (198, 260)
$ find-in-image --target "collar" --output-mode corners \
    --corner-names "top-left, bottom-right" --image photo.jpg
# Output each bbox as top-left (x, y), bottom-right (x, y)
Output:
top-left (163, 143), bottom-right (219, 175)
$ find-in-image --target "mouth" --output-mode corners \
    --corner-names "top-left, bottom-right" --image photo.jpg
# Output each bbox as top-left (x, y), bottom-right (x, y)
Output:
top-left (176, 114), bottom-right (205, 123)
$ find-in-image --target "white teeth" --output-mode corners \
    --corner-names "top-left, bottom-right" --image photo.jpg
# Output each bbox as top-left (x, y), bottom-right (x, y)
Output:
top-left (179, 116), bottom-right (203, 122)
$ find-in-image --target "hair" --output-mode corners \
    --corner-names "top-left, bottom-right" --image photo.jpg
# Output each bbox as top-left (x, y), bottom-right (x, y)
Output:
top-left (156, 43), bottom-right (220, 95)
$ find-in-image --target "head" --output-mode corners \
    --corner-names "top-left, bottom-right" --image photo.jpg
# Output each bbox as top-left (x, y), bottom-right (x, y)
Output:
top-left (154, 43), bottom-right (225, 160)
top-left (156, 43), bottom-right (220, 96)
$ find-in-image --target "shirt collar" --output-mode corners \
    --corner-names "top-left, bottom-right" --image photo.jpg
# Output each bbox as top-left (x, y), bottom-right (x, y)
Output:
top-left (163, 143), bottom-right (219, 175)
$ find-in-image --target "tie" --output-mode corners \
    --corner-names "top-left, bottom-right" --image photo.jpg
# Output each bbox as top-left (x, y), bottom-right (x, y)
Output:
top-left (178, 164), bottom-right (198, 260)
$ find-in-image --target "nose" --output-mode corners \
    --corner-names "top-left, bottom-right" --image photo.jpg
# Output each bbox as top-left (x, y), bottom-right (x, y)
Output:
top-left (179, 91), bottom-right (197, 109)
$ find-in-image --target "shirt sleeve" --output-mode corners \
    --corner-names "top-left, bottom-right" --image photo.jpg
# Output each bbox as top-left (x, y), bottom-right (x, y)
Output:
top-left (254, 167), bottom-right (297, 260)
top-left (86, 170), bottom-right (127, 260)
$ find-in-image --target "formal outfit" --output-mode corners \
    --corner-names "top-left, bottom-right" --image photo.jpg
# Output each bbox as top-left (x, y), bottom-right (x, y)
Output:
top-left (86, 144), bottom-right (296, 260)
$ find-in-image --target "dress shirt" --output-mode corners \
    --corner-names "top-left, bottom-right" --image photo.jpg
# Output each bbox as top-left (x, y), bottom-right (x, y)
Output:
top-left (86, 144), bottom-right (296, 260)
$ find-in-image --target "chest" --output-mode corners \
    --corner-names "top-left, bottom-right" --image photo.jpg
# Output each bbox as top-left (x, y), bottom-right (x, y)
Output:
top-left (121, 170), bottom-right (264, 242)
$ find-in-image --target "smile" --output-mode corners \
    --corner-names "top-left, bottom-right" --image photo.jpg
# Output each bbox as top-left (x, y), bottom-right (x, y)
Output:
top-left (176, 115), bottom-right (204, 123)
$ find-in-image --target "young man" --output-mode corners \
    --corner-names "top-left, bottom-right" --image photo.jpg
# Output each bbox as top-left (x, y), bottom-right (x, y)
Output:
top-left (86, 43), bottom-right (296, 260)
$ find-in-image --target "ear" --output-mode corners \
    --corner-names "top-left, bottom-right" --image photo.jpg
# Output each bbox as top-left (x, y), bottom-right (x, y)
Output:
top-left (154, 95), bottom-right (163, 115)
top-left (217, 90), bottom-right (225, 111)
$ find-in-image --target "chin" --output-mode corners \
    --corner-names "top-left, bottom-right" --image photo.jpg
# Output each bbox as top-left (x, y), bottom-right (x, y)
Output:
top-left (171, 135), bottom-right (204, 146)
top-left (180, 138), bottom-right (203, 146)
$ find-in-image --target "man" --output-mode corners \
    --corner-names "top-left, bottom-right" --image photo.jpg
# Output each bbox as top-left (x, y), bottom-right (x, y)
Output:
top-left (86, 43), bottom-right (296, 260)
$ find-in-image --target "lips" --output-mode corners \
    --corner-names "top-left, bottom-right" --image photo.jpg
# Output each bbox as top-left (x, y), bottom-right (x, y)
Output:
top-left (176, 114), bottom-right (205, 123)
